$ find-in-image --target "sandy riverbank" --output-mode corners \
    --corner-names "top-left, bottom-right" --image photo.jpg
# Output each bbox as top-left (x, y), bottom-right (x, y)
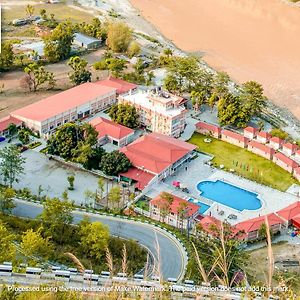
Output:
top-left (129, 0), bottom-right (300, 119)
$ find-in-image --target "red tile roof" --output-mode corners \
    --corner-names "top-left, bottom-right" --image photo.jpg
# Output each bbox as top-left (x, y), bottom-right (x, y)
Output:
top-left (277, 202), bottom-right (300, 221)
top-left (196, 121), bottom-right (221, 133)
top-left (150, 193), bottom-right (199, 217)
top-left (95, 77), bottom-right (137, 95)
top-left (257, 131), bottom-right (271, 139)
top-left (120, 133), bottom-right (196, 174)
top-left (120, 167), bottom-right (155, 190)
top-left (89, 117), bottom-right (134, 140)
top-left (282, 143), bottom-right (298, 151)
top-left (296, 150), bottom-right (300, 156)
top-left (270, 136), bottom-right (283, 144)
top-left (0, 115), bottom-right (22, 132)
top-left (222, 129), bottom-right (249, 143)
top-left (273, 152), bottom-right (299, 168)
top-left (248, 140), bottom-right (275, 155)
top-left (235, 213), bottom-right (283, 233)
top-left (11, 83), bottom-right (116, 122)
top-left (244, 126), bottom-right (258, 134)
top-left (295, 167), bottom-right (300, 175)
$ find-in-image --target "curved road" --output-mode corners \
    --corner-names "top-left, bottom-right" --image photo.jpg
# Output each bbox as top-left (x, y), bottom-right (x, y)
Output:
top-left (12, 199), bottom-right (187, 280)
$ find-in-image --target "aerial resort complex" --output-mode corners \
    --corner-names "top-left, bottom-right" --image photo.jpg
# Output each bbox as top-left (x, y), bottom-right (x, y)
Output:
top-left (0, 0), bottom-right (300, 298)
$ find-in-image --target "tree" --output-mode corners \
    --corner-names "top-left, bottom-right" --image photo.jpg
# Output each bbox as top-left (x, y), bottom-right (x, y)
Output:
top-left (7, 123), bottom-right (18, 138)
top-left (40, 8), bottom-right (47, 20)
top-left (176, 201), bottom-right (189, 232)
top-left (156, 192), bottom-right (173, 222)
top-left (270, 128), bottom-right (288, 140)
top-left (0, 222), bottom-right (16, 262)
top-left (108, 186), bottom-right (121, 209)
top-left (191, 90), bottom-right (206, 111)
top-left (68, 56), bottom-right (91, 85)
top-left (239, 81), bottom-right (267, 116)
top-left (217, 93), bottom-right (250, 128)
top-left (20, 228), bottom-right (53, 264)
top-left (67, 175), bottom-right (75, 190)
top-left (25, 4), bottom-right (34, 18)
top-left (0, 187), bottom-right (16, 214)
top-left (108, 103), bottom-right (139, 128)
top-left (39, 198), bottom-right (74, 244)
top-left (47, 123), bottom-right (98, 160)
top-left (0, 43), bottom-right (14, 72)
top-left (98, 177), bottom-right (105, 203)
top-left (100, 151), bottom-right (131, 176)
top-left (43, 22), bottom-right (74, 62)
top-left (84, 189), bottom-right (97, 207)
top-left (79, 221), bottom-right (109, 259)
top-left (0, 145), bottom-right (26, 187)
top-left (106, 22), bottom-right (132, 53)
top-left (24, 63), bottom-right (55, 92)
top-left (258, 223), bottom-right (273, 243)
top-left (127, 41), bottom-right (141, 58)
top-left (212, 71), bottom-right (230, 99)
top-left (94, 57), bottom-right (127, 77)
top-left (18, 129), bottom-right (30, 144)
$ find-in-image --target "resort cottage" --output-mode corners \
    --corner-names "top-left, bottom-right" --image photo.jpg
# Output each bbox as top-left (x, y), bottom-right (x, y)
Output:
top-left (235, 213), bottom-right (283, 241)
top-left (243, 126), bottom-right (259, 139)
top-left (95, 77), bottom-right (137, 96)
top-left (293, 167), bottom-right (300, 182)
top-left (149, 193), bottom-right (200, 229)
top-left (269, 136), bottom-right (283, 150)
top-left (120, 133), bottom-right (196, 190)
top-left (89, 117), bottom-right (134, 147)
top-left (221, 130), bottom-right (249, 148)
top-left (276, 201), bottom-right (300, 227)
top-left (282, 143), bottom-right (298, 156)
top-left (256, 131), bottom-right (272, 144)
top-left (195, 121), bottom-right (221, 138)
top-left (0, 116), bottom-right (23, 137)
top-left (247, 140), bottom-right (275, 160)
top-left (272, 152), bottom-right (299, 173)
top-left (295, 150), bottom-right (300, 161)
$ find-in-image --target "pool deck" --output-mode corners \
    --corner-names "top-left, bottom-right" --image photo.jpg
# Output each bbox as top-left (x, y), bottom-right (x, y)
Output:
top-left (145, 153), bottom-right (300, 225)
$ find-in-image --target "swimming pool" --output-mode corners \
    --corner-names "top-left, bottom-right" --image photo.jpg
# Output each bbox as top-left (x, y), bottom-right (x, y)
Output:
top-left (197, 180), bottom-right (261, 211)
top-left (189, 199), bottom-right (210, 214)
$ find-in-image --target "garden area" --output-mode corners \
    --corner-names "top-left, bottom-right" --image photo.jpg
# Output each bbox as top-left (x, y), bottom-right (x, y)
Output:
top-left (135, 197), bottom-right (150, 211)
top-left (188, 133), bottom-right (297, 191)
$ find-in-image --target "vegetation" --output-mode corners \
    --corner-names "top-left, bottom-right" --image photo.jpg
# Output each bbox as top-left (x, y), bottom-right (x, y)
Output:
top-left (0, 145), bottom-right (26, 188)
top-left (189, 133), bottom-right (297, 191)
top-left (68, 56), bottom-right (91, 85)
top-left (43, 21), bottom-right (74, 63)
top-left (109, 103), bottom-right (139, 128)
top-left (164, 55), bottom-right (266, 128)
top-left (0, 187), bottom-right (16, 214)
top-left (94, 57), bottom-right (127, 77)
top-left (100, 151), bottom-right (132, 176)
top-left (270, 128), bottom-right (289, 140)
top-left (74, 18), bottom-right (107, 40)
top-left (18, 129), bottom-right (30, 144)
top-left (127, 41), bottom-right (141, 58)
top-left (106, 22), bottom-right (133, 53)
top-left (0, 43), bottom-right (14, 71)
top-left (22, 63), bottom-right (55, 92)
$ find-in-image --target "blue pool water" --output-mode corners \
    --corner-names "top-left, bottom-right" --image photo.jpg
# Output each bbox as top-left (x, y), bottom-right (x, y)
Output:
top-left (197, 180), bottom-right (261, 211)
top-left (189, 199), bottom-right (210, 214)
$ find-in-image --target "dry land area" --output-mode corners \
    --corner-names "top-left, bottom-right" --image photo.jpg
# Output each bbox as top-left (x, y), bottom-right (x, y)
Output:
top-left (246, 242), bottom-right (300, 290)
top-left (129, 0), bottom-right (300, 119)
top-left (188, 133), bottom-right (297, 191)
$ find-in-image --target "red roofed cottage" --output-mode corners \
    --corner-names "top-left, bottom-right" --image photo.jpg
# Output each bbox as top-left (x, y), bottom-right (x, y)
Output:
top-left (221, 129), bottom-right (249, 148)
top-left (282, 143), bottom-right (298, 156)
top-left (11, 83), bottom-right (117, 136)
top-left (272, 152), bottom-right (299, 173)
top-left (269, 136), bottom-right (283, 150)
top-left (195, 121), bottom-right (221, 138)
top-left (0, 116), bottom-right (23, 137)
top-left (277, 201), bottom-right (300, 226)
top-left (120, 132), bottom-right (196, 181)
top-left (243, 126), bottom-right (258, 139)
top-left (235, 214), bottom-right (283, 241)
top-left (256, 131), bottom-right (272, 144)
top-left (89, 117), bottom-right (134, 147)
top-left (247, 140), bottom-right (275, 160)
top-left (150, 193), bottom-right (199, 229)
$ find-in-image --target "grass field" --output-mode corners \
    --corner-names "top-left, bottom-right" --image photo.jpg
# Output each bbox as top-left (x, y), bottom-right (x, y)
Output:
top-left (188, 133), bottom-right (297, 191)
top-left (2, 3), bottom-right (95, 27)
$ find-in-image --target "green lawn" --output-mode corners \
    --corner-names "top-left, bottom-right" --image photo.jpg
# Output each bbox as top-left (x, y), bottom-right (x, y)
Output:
top-left (135, 198), bottom-right (150, 211)
top-left (188, 133), bottom-right (297, 191)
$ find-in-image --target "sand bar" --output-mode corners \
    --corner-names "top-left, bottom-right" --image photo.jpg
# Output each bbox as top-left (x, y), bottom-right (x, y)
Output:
top-left (129, 0), bottom-right (300, 119)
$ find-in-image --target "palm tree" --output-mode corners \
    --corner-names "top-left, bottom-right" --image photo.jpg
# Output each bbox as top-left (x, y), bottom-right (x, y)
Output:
top-left (97, 177), bottom-right (105, 204)
top-left (176, 201), bottom-right (188, 233)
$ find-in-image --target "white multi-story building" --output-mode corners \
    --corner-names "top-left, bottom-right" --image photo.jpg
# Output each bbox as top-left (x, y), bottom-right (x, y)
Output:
top-left (118, 89), bottom-right (187, 137)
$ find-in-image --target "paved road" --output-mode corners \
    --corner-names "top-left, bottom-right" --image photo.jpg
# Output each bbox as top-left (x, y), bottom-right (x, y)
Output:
top-left (12, 199), bottom-right (187, 280)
